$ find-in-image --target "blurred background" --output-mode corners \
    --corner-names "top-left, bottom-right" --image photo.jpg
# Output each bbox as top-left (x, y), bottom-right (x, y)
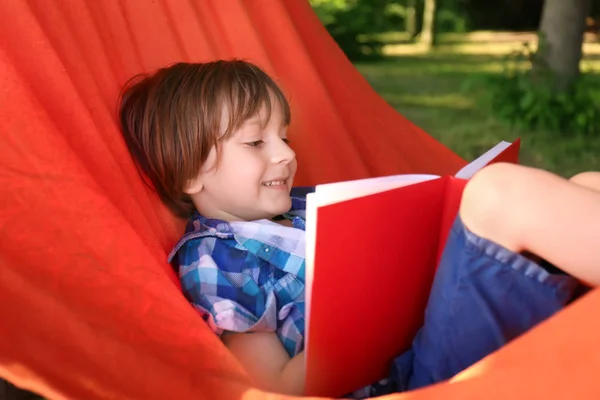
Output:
top-left (309, 0), bottom-right (600, 176)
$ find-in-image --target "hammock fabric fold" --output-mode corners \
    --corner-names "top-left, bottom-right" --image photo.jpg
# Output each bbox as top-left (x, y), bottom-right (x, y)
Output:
top-left (1, 1), bottom-right (599, 399)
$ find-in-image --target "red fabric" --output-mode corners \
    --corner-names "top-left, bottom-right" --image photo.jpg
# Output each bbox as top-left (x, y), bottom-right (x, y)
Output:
top-left (2, 1), bottom-right (598, 400)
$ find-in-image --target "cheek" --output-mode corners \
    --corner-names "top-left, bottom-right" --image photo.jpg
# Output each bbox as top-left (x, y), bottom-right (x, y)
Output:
top-left (221, 152), bottom-right (265, 185)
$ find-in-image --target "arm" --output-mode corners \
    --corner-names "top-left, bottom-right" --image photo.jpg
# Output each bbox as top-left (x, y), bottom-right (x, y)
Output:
top-left (222, 331), bottom-right (305, 395)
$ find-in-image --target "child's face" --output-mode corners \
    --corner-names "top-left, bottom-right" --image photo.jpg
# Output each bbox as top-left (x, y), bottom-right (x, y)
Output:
top-left (186, 98), bottom-right (297, 222)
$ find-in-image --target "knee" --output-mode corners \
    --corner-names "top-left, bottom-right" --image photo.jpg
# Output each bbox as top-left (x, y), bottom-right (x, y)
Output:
top-left (459, 163), bottom-right (523, 241)
top-left (569, 171), bottom-right (600, 192)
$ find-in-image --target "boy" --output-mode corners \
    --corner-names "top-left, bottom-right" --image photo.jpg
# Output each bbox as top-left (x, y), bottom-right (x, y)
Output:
top-left (118, 59), bottom-right (599, 396)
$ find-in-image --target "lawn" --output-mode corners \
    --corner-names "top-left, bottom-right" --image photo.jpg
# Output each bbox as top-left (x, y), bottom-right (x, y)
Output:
top-left (354, 32), bottom-right (600, 177)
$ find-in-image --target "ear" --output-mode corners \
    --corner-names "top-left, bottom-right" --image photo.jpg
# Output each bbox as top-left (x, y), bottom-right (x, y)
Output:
top-left (184, 176), bottom-right (204, 195)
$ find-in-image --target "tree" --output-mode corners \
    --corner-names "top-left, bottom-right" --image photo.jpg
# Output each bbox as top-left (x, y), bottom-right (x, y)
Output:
top-left (406, 0), bottom-right (417, 39)
top-left (420, 0), bottom-right (437, 48)
top-left (534, 0), bottom-right (591, 90)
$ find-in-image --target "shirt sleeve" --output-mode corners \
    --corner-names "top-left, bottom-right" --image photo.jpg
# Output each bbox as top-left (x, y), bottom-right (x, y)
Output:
top-left (176, 236), bottom-right (279, 336)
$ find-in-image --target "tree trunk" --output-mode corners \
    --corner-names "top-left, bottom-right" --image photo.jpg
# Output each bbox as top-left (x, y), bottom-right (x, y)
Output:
top-left (420, 0), bottom-right (437, 49)
top-left (406, 0), bottom-right (417, 39)
top-left (535, 0), bottom-right (591, 90)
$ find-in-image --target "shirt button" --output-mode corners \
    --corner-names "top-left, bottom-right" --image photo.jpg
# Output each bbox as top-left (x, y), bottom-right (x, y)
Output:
top-left (264, 247), bottom-right (270, 252)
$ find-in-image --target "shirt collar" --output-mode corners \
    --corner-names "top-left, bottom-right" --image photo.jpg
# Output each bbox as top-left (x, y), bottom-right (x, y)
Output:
top-left (167, 192), bottom-right (310, 263)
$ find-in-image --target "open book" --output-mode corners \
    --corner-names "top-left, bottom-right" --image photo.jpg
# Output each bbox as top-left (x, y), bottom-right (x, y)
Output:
top-left (303, 139), bottom-right (521, 397)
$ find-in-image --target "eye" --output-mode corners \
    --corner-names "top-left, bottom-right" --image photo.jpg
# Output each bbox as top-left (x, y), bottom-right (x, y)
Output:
top-left (246, 140), bottom-right (264, 148)
top-left (282, 138), bottom-right (291, 145)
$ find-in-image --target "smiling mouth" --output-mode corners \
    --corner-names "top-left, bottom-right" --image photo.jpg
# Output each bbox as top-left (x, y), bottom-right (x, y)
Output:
top-left (262, 180), bottom-right (286, 187)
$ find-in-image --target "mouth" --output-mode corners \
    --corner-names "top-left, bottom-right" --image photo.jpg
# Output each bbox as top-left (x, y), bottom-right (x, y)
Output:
top-left (262, 178), bottom-right (288, 187)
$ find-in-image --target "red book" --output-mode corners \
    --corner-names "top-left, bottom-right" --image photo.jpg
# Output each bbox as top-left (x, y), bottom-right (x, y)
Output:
top-left (304, 140), bottom-right (521, 397)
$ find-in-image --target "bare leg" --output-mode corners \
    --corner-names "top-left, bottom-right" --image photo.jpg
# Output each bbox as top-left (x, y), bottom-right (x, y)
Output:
top-left (460, 163), bottom-right (600, 287)
top-left (570, 171), bottom-right (600, 192)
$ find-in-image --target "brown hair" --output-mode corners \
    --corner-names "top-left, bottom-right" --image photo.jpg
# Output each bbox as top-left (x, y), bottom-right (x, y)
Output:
top-left (118, 60), bottom-right (291, 218)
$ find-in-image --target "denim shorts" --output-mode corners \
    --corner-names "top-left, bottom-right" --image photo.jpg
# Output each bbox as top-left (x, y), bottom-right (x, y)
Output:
top-left (385, 215), bottom-right (581, 393)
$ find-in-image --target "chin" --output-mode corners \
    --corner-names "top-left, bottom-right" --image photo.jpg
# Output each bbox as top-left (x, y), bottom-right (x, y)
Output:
top-left (274, 197), bottom-right (293, 215)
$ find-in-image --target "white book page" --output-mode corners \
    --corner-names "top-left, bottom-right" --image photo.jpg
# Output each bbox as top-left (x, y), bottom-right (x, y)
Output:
top-left (455, 141), bottom-right (511, 179)
top-left (304, 191), bottom-right (318, 362)
top-left (312, 174), bottom-right (440, 206)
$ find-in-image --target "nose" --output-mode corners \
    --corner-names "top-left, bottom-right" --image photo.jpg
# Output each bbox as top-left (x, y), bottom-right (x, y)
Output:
top-left (271, 138), bottom-right (296, 165)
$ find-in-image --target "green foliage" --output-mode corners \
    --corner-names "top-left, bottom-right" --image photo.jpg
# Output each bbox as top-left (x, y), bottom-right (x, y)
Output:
top-left (309, 0), bottom-right (405, 60)
top-left (355, 33), bottom-right (600, 176)
top-left (436, 9), bottom-right (468, 33)
top-left (467, 43), bottom-right (600, 136)
top-left (309, 0), bottom-right (353, 26)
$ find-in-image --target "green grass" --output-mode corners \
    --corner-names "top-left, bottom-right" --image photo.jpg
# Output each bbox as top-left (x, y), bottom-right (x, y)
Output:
top-left (353, 33), bottom-right (600, 177)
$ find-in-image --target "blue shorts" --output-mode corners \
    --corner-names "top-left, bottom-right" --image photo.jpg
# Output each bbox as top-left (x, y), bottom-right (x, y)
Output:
top-left (386, 215), bottom-right (581, 393)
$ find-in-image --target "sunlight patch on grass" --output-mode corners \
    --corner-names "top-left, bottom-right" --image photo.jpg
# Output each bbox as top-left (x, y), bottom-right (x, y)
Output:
top-left (383, 93), bottom-right (474, 110)
top-left (382, 31), bottom-right (600, 58)
top-left (384, 42), bottom-right (529, 56)
top-left (357, 57), bottom-right (508, 78)
top-left (582, 59), bottom-right (600, 73)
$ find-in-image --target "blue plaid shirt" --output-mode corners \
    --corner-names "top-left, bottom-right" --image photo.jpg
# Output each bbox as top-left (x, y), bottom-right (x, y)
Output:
top-left (168, 190), bottom-right (389, 398)
top-left (167, 196), bottom-right (308, 357)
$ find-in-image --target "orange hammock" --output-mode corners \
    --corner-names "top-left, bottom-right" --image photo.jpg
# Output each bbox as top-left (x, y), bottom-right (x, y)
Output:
top-left (1, 1), bottom-right (599, 399)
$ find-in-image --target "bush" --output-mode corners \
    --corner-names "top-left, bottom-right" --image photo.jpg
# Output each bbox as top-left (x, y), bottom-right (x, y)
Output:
top-left (437, 9), bottom-right (468, 33)
top-left (468, 43), bottom-right (600, 136)
top-left (310, 0), bottom-right (403, 60)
